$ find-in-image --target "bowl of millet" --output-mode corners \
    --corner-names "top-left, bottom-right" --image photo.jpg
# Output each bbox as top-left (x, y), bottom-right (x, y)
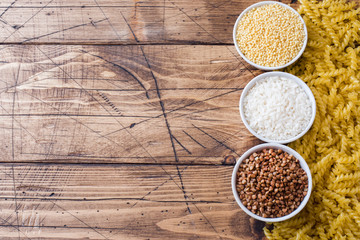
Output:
top-left (231, 143), bottom-right (312, 222)
top-left (233, 1), bottom-right (308, 70)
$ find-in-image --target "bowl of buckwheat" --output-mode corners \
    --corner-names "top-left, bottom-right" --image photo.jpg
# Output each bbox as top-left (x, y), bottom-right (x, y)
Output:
top-left (231, 143), bottom-right (312, 222)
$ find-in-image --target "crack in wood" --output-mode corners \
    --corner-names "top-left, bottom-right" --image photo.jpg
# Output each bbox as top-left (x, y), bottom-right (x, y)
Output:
top-left (176, 165), bottom-right (192, 214)
top-left (183, 130), bottom-right (206, 149)
top-left (120, 11), bottom-right (139, 42)
top-left (97, 91), bottom-right (122, 115)
top-left (191, 203), bottom-right (223, 240)
top-left (138, 44), bottom-right (193, 214)
top-left (130, 165), bottom-right (190, 209)
top-left (79, 49), bottom-right (149, 99)
top-left (0, 0), bottom-right (18, 18)
top-left (0, 215), bottom-right (31, 240)
top-left (193, 124), bottom-right (240, 157)
top-left (11, 60), bottom-right (21, 240)
top-left (22, 18), bottom-right (108, 43)
top-left (173, 135), bottom-right (192, 155)
top-left (103, 88), bottom-right (242, 137)
top-left (1, 0), bottom-right (54, 44)
top-left (0, 196), bottom-right (223, 203)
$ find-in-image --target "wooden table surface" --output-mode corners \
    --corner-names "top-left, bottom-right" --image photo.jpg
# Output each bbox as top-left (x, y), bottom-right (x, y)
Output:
top-left (0, 0), bottom-right (299, 239)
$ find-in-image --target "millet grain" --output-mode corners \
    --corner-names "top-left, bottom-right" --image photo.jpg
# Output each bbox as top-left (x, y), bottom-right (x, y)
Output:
top-left (236, 4), bottom-right (305, 67)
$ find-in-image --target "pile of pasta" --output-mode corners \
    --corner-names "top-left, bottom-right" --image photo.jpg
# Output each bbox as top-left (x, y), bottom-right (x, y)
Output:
top-left (264, 0), bottom-right (360, 239)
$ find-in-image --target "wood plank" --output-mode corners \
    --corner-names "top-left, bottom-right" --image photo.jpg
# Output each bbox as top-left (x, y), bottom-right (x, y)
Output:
top-left (0, 44), bottom-right (261, 164)
top-left (0, 0), bottom-right (298, 44)
top-left (0, 163), bottom-right (265, 240)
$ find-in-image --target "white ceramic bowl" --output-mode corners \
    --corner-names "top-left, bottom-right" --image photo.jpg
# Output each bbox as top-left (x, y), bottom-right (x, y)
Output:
top-left (239, 71), bottom-right (316, 144)
top-left (233, 1), bottom-right (308, 70)
top-left (232, 143), bottom-right (312, 222)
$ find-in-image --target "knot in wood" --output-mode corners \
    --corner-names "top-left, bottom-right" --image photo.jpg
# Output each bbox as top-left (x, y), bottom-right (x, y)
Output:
top-left (223, 155), bottom-right (236, 165)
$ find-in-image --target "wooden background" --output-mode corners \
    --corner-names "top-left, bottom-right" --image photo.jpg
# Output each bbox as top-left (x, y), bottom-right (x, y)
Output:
top-left (0, 0), bottom-right (299, 239)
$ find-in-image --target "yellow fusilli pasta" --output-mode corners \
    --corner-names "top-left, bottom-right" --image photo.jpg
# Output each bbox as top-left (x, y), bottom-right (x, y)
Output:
top-left (264, 0), bottom-right (360, 239)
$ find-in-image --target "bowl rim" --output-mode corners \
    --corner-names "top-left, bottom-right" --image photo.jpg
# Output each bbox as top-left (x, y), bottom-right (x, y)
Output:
top-left (231, 143), bottom-right (312, 222)
top-left (232, 1), bottom-right (308, 70)
top-left (239, 71), bottom-right (316, 144)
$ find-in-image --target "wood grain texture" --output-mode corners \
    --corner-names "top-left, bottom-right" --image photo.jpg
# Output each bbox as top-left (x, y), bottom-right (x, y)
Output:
top-left (0, 163), bottom-right (266, 239)
top-left (0, 0), bottom-right (298, 44)
top-left (0, 0), bottom-right (308, 239)
top-left (0, 44), bottom-right (261, 164)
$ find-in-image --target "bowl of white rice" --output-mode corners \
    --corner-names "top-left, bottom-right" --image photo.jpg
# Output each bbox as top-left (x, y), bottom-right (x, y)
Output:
top-left (239, 72), bottom-right (316, 144)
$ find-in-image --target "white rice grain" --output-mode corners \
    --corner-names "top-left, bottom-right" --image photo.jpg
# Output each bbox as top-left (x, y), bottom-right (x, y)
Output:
top-left (243, 76), bottom-right (312, 141)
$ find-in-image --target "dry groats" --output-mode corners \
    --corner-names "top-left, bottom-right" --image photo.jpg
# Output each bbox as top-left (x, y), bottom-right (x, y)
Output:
top-left (236, 148), bottom-right (308, 218)
top-left (236, 3), bottom-right (305, 67)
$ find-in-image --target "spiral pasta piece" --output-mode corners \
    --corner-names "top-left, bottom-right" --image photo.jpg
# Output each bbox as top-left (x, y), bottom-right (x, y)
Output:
top-left (264, 0), bottom-right (360, 239)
